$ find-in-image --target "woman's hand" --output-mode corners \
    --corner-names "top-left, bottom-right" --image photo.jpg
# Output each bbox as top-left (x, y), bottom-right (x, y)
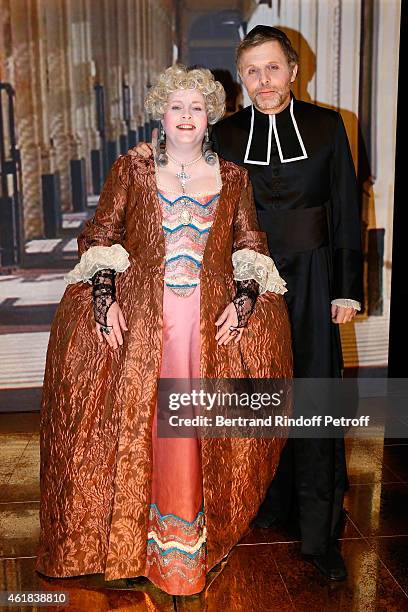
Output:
top-left (95, 302), bottom-right (128, 350)
top-left (215, 302), bottom-right (244, 346)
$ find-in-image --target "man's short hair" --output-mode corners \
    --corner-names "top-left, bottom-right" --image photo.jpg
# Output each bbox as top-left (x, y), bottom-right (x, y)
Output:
top-left (236, 25), bottom-right (299, 72)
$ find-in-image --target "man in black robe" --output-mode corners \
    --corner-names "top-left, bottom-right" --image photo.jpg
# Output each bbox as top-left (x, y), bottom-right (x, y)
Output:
top-left (211, 26), bottom-right (363, 580)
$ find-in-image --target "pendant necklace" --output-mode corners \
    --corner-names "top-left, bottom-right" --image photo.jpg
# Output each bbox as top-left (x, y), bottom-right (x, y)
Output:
top-left (167, 151), bottom-right (202, 193)
top-left (167, 151), bottom-right (203, 225)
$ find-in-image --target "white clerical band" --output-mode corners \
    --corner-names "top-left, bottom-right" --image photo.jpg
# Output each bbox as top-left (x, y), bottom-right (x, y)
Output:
top-left (64, 244), bottom-right (130, 284)
top-left (232, 248), bottom-right (287, 295)
top-left (331, 298), bottom-right (361, 311)
top-left (244, 99), bottom-right (308, 166)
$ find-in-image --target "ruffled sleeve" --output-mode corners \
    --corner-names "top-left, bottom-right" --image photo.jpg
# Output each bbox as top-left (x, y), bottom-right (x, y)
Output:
top-left (64, 244), bottom-right (130, 284)
top-left (65, 154), bottom-right (132, 284)
top-left (232, 170), bottom-right (269, 255)
top-left (77, 155), bottom-right (131, 257)
top-left (232, 248), bottom-right (287, 295)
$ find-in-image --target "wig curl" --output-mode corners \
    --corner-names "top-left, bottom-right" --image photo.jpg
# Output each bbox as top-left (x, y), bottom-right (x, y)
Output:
top-left (145, 64), bottom-right (226, 125)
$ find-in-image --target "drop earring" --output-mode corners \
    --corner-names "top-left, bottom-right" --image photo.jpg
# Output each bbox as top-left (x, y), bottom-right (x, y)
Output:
top-left (202, 127), bottom-right (216, 165)
top-left (156, 121), bottom-right (168, 167)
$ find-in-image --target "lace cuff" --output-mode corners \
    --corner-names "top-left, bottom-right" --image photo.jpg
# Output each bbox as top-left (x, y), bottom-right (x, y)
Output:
top-left (331, 298), bottom-right (361, 311)
top-left (64, 244), bottom-right (130, 284)
top-left (233, 279), bottom-right (259, 328)
top-left (92, 269), bottom-right (116, 326)
top-left (232, 248), bottom-right (287, 295)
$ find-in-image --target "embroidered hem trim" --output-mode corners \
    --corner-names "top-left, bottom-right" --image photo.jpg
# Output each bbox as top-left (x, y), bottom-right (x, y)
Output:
top-left (145, 503), bottom-right (206, 593)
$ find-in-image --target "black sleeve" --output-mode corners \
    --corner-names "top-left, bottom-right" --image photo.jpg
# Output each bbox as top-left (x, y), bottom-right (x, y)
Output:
top-left (330, 113), bottom-right (364, 304)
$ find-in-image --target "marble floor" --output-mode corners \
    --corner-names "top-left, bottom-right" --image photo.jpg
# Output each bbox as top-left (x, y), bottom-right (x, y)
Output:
top-left (0, 411), bottom-right (407, 611)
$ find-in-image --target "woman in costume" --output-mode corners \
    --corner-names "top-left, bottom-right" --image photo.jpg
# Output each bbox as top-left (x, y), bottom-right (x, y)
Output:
top-left (36, 65), bottom-right (292, 596)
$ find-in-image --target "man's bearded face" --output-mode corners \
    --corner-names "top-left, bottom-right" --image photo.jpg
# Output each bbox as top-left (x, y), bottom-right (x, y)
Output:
top-left (239, 41), bottom-right (297, 113)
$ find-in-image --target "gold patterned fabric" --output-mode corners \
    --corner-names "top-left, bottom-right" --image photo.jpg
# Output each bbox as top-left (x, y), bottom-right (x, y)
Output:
top-left (36, 153), bottom-right (293, 583)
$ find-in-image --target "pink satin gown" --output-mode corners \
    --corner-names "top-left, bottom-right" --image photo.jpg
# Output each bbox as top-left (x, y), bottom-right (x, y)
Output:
top-left (144, 190), bottom-right (219, 595)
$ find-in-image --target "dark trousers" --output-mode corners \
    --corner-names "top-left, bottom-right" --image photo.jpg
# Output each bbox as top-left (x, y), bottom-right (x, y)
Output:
top-left (257, 436), bottom-right (348, 555)
top-left (261, 246), bottom-right (349, 555)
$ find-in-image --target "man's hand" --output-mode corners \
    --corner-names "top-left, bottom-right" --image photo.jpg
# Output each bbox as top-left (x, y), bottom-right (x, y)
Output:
top-left (127, 127), bottom-right (158, 158)
top-left (331, 304), bottom-right (357, 324)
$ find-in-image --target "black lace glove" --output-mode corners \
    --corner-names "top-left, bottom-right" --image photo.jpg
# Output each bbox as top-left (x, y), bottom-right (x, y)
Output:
top-left (232, 279), bottom-right (259, 328)
top-left (91, 268), bottom-right (116, 326)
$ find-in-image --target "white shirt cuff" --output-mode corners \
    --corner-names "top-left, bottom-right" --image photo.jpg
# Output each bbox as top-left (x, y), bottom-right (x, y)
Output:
top-left (331, 298), bottom-right (361, 311)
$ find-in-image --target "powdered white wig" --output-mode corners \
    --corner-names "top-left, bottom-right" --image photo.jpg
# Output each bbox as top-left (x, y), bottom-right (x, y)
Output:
top-left (145, 64), bottom-right (226, 125)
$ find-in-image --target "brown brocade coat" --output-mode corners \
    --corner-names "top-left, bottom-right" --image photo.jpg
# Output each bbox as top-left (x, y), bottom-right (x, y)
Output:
top-left (36, 153), bottom-right (292, 580)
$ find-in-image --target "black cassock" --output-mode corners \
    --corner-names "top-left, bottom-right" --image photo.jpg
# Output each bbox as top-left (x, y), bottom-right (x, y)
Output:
top-left (212, 96), bottom-right (363, 555)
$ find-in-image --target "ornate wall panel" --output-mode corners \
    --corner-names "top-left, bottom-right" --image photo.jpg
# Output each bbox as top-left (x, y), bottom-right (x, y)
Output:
top-left (0, 0), bottom-right (175, 248)
top-left (9, 0), bottom-right (45, 239)
top-left (245, 0), bottom-right (400, 368)
top-left (41, 0), bottom-right (73, 211)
